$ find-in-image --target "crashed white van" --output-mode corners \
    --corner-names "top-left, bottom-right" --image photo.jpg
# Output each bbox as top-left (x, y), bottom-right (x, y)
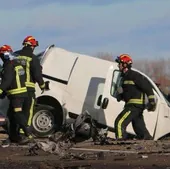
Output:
top-left (29, 45), bottom-right (170, 140)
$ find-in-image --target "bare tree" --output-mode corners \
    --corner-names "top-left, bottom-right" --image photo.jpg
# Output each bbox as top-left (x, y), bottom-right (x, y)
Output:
top-left (133, 59), bottom-right (153, 78)
top-left (95, 52), bottom-right (114, 61)
top-left (134, 58), bottom-right (170, 93)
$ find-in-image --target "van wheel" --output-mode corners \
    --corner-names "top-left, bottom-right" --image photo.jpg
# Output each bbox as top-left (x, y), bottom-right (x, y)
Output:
top-left (31, 105), bottom-right (58, 137)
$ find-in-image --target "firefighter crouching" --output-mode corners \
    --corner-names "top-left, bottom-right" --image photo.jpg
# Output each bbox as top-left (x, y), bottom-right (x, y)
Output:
top-left (114, 54), bottom-right (156, 140)
top-left (14, 36), bottom-right (47, 136)
top-left (0, 45), bottom-right (33, 147)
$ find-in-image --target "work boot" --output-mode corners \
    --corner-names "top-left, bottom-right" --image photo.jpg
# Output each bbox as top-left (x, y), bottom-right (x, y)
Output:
top-left (18, 126), bottom-right (34, 145)
top-left (1, 138), bottom-right (11, 148)
top-left (18, 135), bottom-right (34, 145)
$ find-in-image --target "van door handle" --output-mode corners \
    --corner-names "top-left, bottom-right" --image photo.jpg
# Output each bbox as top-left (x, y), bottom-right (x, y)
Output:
top-left (102, 97), bottom-right (109, 109)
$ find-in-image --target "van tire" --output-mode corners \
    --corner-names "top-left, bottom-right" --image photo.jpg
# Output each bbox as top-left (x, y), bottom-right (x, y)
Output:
top-left (31, 104), bottom-right (59, 137)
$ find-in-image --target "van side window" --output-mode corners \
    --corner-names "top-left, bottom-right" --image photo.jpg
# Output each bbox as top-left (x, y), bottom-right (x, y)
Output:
top-left (110, 70), bottom-right (122, 97)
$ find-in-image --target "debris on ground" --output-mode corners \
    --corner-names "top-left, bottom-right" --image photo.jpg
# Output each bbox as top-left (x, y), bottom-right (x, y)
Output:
top-left (2, 112), bottom-right (170, 168)
top-left (1, 138), bottom-right (170, 168)
top-left (28, 131), bottom-right (73, 158)
top-left (28, 110), bottom-right (112, 158)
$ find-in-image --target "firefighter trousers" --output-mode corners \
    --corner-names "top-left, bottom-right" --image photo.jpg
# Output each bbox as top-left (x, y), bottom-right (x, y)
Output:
top-left (114, 104), bottom-right (152, 140)
top-left (7, 96), bottom-right (30, 141)
top-left (24, 91), bottom-right (35, 127)
top-left (19, 91), bottom-right (35, 134)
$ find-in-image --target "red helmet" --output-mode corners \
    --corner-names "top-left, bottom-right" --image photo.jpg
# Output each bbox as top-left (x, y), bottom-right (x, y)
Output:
top-left (0, 45), bottom-right (13, 53)
top-left (22, 36), bottom-right (39, 47)
top-left (116, 54), bottom-right (133, 65)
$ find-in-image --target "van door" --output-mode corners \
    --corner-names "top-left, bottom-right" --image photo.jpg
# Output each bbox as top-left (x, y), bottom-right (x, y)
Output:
top-left (98, 65), bottom-right (159, 137)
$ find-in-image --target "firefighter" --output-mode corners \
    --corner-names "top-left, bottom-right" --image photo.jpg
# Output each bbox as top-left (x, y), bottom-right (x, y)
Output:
top-left (14, 36), bottom-right (46, 135)
top-left (114, 54), bottom-right (156, 140)
top-left (0, 45), bottom-right (32, 146)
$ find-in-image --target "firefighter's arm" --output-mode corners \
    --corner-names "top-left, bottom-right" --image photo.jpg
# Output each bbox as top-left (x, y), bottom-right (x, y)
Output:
top-left (132, 72), bottom-right (156, 111)
top-left (0, 64), bottom-right (14, 94)
top-left (31, 55), bottom-right (45, 90)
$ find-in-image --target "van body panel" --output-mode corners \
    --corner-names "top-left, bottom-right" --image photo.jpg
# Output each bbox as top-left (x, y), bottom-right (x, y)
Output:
top-left (35, 45), bottom-right (170, 140)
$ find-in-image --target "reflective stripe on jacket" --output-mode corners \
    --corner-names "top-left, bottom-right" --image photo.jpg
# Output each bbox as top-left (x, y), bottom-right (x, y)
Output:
top-left (0, 60), bottom-right (27, 96)
top-left (14, 47), bottom-right (45, 91)
top-left (121, 69), bottom-right (155, 105)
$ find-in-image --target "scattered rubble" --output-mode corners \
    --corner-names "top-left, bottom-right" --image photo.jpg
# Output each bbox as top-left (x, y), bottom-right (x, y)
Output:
top-left (2, 113), bottom-right (170, 168)
top-left (1, 139), bottom-right (170, 168)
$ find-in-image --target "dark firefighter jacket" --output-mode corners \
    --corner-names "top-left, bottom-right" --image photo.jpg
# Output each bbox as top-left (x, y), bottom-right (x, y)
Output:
top-left (14, 46), bottom-right (45, 92)
top-left (0, 60), bottom-right (27, 97)
top-left (119, 69), bottom-right (155, 108)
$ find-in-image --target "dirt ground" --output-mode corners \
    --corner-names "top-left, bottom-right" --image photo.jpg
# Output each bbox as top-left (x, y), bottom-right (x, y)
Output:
top-left (1, 137), bottom-right (170, 169)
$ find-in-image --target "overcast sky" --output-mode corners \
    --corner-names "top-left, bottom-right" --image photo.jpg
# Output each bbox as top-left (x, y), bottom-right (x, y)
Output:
top-left (0, 0), bottom-right (170, 59)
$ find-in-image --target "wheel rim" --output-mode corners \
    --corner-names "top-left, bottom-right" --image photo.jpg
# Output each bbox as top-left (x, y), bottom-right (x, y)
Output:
top-left (32, 109), bottom-right (55, 133)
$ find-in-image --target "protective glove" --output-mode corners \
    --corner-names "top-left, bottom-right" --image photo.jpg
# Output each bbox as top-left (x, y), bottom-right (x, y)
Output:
top-left (116, 94), bottom-right (123, 102)
top-left (40, 81), bottom-right (50, 94)
top-left (147, 101), bottom-right (156, 112)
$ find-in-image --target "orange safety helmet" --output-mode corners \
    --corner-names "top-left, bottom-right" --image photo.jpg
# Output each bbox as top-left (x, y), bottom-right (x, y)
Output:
top-left (115, 54), bottom-right (133, 65)
top-left (22, 35), bottom-right (39, 47)
top-left (0, 45), bottom-right (13, 53)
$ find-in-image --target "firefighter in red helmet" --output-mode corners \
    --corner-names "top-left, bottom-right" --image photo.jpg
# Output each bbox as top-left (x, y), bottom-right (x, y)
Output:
top-left (14, 36), bottom-right (46, 137)
top-left (0, 45), bottom-right (33, 146)
top-left (0, 45), bottom-right (12, 52)
top-left (22, 36), bottom-right (39, 47)
top-left (114, 54), bottom-right (156, 140)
